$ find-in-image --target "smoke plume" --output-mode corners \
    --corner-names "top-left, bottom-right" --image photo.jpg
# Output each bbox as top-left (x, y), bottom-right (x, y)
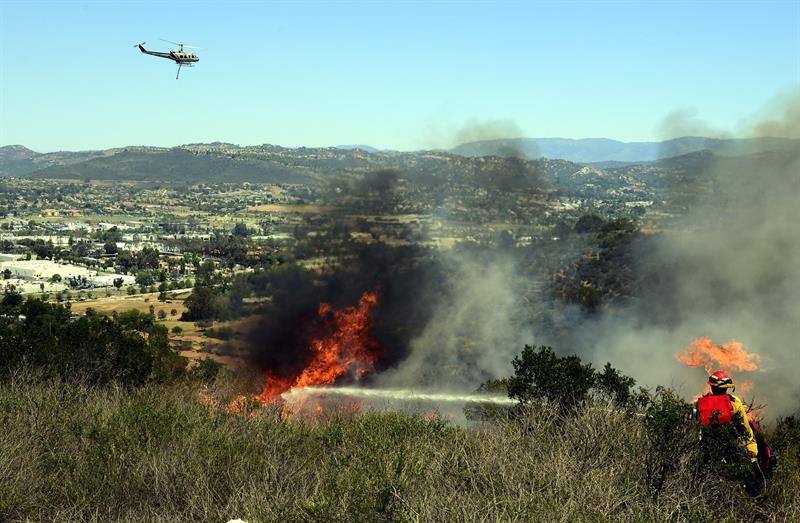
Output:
top-left (376, 250), bottom-right (531, 391)
top-left (582, 91), bottom-right (800, 416)
top-left (454, 118), bottom-right (524, 147)
top-left (656, 107), bottom-right (731, 140)
top-left (751, 90), bottom-right (800, 139)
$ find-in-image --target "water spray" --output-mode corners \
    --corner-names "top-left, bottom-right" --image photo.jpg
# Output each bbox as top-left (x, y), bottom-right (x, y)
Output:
top-left (281, 386), bottom-right (517, 405)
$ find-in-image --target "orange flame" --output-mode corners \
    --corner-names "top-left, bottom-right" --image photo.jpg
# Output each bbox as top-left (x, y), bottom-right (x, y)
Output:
top-left (256, 291), bottom-right (381, 405)
top-left (676, 336), bottom-right (760, 373)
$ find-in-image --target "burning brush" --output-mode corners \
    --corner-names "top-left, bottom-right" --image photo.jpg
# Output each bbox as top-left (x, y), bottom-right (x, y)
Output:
top-left (227, 289), bottom-right (512, 417)
top-left (255, 290), bottom-right (381, 406)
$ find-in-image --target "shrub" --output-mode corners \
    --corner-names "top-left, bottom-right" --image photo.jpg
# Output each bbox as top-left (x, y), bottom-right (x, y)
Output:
top-left (188, 358), bottom-right (223, 382)
top-left (640, 387), bottom-right (697, 498)
top-left (2, 378), bottom-right (792, 523)
top-left (0, 299), bottom-right (185, 386)
top-left (506, 345), bottom-right (635, 415)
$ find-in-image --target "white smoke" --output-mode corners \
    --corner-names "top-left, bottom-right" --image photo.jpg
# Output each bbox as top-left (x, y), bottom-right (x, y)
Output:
top-left (585, 91), bottom-right (800, 416)
top-left (376, 252), bottom-right (531, 391)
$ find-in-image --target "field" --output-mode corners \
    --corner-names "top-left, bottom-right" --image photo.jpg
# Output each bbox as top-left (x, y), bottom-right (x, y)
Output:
top-left (67, 290), bottom-right (251, 368)
top-left (1, 375), bottom-right (798, 522)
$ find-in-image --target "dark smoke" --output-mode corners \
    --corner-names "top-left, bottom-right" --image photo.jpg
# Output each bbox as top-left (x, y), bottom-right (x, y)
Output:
top-left (241, 243), bottom-right (448, 384)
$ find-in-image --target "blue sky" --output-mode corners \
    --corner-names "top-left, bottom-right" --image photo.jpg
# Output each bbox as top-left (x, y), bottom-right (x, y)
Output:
top-left (1, 0), bottom-right (798, 151)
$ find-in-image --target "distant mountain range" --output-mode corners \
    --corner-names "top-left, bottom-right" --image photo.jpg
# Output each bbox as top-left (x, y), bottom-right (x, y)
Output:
top-left (5, 136), bottom-right (796, 180)
top-left (0, 143), bottom-right (562, 190)
top-left (1, 141), bottom-right (795, 207)
top-left (450, 136), bottom-right (799, 163)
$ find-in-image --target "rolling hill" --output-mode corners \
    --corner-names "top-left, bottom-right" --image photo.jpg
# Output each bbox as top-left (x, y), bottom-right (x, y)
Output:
top-left (451, 136), bottom-right (799, 163)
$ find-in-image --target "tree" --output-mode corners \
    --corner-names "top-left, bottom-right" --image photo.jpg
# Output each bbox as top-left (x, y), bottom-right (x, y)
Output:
top-left (189, 358), bottom-right (223, 382)
top-left (117, 250), bottom-right (134, 273)
top-left (183, 284), bottom-right (220, 321)
top-left (103, 240), bottom-right (118, 255)
top-left (113, 277), bottom-right (124, 290)
top-left (506, 345), bottom-right (636, 415)
top-left (2, 269), bottom-right (11, 280)
top-left (0, 300), bottom-right (185, 386)
top-left (228, 274), bottom-right (251, 316)
top-left (49, 274), bottom-right (62, 283)
top-left (232, 222), bottom-right (250, 237)
top-left (135, 271), bottom-right (155, 287)
top-left (2, 292), bottom-right (23, 308)
top-left (196, 260), bottom-right (216, 285)
top-left (138, 246), bottom-right (160, 270)
top-left (507, 345), bottom-right (596, 415)
top-left (157, 309), bottom-right (166, 320)
top-left (574, 214), bottom-right (605, 233)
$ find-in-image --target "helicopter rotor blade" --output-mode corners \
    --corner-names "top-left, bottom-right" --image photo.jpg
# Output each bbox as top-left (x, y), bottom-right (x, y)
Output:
top-left (134, 41), bottom-right (146, 48)
top-left (160, 38), bottom-right (182, 47)
top-left (182, 45), bottom-right (204, 50)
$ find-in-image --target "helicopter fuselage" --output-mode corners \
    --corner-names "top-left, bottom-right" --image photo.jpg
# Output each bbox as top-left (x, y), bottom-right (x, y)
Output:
top-left (138, 44), bottom-right (199, 64)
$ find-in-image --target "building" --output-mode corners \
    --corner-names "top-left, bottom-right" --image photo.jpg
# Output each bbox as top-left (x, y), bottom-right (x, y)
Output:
top-left (0, 260), bottom-right (96, 280)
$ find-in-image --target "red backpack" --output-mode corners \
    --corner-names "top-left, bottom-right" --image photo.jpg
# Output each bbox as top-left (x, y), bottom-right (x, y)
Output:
top-left (697, 394), bottom-right (733, 426)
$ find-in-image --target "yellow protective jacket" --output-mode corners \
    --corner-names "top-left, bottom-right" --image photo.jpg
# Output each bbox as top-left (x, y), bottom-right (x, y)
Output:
top-left (729, 394), bottom-right (759, 461)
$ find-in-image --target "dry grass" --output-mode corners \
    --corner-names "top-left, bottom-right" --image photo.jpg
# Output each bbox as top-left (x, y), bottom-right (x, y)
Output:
top-left (1, 375), bottom-right (797, 522)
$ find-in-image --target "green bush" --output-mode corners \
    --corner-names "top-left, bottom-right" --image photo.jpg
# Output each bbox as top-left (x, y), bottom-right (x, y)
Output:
top-left (188, 358), bottom-right (223, 383)
top-left (0, 299), bottom-right (185, 386)
top-left (506, 345), bottom-right (636, 415)
top-left (640, 387), bottom-right (697, 498)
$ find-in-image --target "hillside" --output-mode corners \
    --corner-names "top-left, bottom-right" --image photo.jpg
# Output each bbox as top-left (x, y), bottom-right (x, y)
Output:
top-left (20, 143), bottom-right (566, 190)
top-left (451, 136), bottom-right (800, 163)
top-left (0, 145), bottom-right (120, 177)
top-left (3, 377), bottom-right (798, 522)
top-left (4, 143), bottom-right (791, 209)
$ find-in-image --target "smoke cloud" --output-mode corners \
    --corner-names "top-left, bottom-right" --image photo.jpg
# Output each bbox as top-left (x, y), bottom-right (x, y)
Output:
top-left (656, 107), bottom-right (731, 140)
top-left (454, 118), bottom-right (524, 147)
top-left (582, 91), bottom-right (800, 416)
top-left (243, 92), bottom-right (798, 419)
top-left (751, 90), bottom-right (800, 139)
top-left (376, 250), bottom-right (531, 391)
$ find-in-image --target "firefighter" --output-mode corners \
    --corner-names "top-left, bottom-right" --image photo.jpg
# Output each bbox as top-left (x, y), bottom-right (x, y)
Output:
top-left (695, 370), bottom-right (766, 496)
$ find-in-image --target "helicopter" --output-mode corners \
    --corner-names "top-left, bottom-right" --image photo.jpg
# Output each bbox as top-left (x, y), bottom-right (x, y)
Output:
top-left (136, 39), bottom-right (201, 79)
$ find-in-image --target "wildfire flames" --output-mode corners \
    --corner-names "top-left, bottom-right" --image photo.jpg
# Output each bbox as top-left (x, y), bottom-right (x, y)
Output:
top-left (255, 291), bottom-right (381, 405)
top-left (676, 336), bottom-right (761, 374)
top-left (676, 336), bottom-right (762, 413)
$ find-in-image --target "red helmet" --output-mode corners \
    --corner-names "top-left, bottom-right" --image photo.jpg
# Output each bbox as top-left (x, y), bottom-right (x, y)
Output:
top-left (707, 370), bottom-right (734, 389)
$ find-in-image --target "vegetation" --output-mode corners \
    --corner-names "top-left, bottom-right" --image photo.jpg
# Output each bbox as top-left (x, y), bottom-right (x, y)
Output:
top-left (0, 298), bottom-right (185, 386)
top-left (0, 373), bottom-right (797, 522)
top-left (0, 317), bottom-right (797, 521)
top-left (507, 345), bottom-right (637, 414)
